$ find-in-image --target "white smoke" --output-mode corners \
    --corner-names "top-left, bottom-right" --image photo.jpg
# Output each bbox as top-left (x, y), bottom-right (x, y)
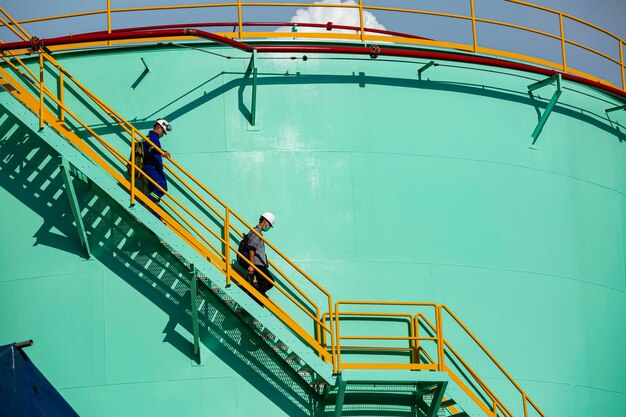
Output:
top-left (276, 0), bottom-right (386, 33)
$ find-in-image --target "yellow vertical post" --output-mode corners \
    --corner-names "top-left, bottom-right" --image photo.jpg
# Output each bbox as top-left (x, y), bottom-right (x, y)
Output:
top-left (334, 305), bottom-right (341, 372)
top-left (58, 71), bottom-right (65, 122)
top-left (106, 0), bottom-right (112, 47)
top-left (559, 13), bottom-right (567, 72)
top-left (619, 40), bottom-right (626, 91)
top-left (329, 300), bottom-right (337, 372)
top-left (469, 0), bottom-right (477, 52)
top-left (130, 131), bottom-right (136, 206)
top-left (358, 0), bottom-right (365, 42)
top-left (38, 53), bottom-right (44, 129)
top-left (410, 315), bottom-right (418, 364)
top-left (237, 0), bottom-right (243, 40)
top-left (435, 306), bottom-right (445, 371)
top-left (522, 393), bottom-right (529, 417)
top-left (224, 208), bottom-right (231, 285)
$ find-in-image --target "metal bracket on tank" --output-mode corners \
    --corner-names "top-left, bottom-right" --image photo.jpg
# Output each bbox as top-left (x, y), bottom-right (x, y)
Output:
top-left (190, 264), bottom-right (201, 363)
top-left (247, 49), bottom-right (258, 127)
top-left (527, 74), bottom-right (562, 145)
top-left (58, 157), bottom-right (92, 259)
top-left (418, 60), bottom-right (437, 80)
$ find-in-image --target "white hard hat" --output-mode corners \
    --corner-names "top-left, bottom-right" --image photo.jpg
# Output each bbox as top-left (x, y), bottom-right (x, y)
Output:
top-left (261, 212), bottom-right (275, 227)
top-left (155, 118), bottom-right (172, 135)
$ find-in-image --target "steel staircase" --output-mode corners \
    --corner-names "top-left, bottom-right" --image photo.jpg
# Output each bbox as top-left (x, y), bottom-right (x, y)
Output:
top-left (0, 10), bottom-right (545, 417)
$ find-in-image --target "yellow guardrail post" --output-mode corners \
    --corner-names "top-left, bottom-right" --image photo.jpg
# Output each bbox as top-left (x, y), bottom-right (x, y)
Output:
top-left (130, 130), bottom-right (136, 206)
top-left (410, 315), bottom-right (418, 364)
top-left (328, 300), bottom-right (336, 371)
top-left (358, 0), bottom-right (365, 42)
top-left (237, 0), bottom-right (243, 40)
top-left (470, 0), bottom-right (477, 53)
top-left (57, 71), bottom-right (65, 122)
top-left (106, 0), bottom-right (112, 47)
top-left (224, 208), bottom-right (231, 285)
top-left (559, 13), bottom-right (567, 72)
top-left (435, 305), bottom-right (444, 371)
top-left (38, 53), bottom-right (44, 130)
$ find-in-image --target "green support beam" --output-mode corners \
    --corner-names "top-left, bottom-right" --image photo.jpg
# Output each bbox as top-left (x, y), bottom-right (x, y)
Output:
top-left (58, 158), bottom-right (92, 259)
top-left (528, 74), bottom-right (562, 145)
top-left (426, 381), bottom-right (447, 417)
top-left (334, 373), bottom-right (347, 417)
top-left (190, 264), bottom-right (201, 362)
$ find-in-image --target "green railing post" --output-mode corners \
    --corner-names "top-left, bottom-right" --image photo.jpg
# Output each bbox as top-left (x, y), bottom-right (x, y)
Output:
top-left (106, 0), bottom-right (112, 47)
top-left (58, 158), bottom-right (92, 259)
top-left (190, 264), bottom-right (201, 361)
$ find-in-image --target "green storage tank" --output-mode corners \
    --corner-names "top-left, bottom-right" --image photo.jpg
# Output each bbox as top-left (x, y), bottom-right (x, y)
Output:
top-left (0, 3), bottom-right (625, 417)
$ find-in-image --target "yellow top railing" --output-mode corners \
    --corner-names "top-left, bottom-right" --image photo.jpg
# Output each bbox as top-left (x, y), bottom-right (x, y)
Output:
top-left (0, 6), bottom-right (547, 416)
top-left (1, 0), bottom-right (625, 95)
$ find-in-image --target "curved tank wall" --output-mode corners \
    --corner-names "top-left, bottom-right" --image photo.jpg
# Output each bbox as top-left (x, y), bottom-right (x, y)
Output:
top-left (1, 43), bottom-right (625, 416)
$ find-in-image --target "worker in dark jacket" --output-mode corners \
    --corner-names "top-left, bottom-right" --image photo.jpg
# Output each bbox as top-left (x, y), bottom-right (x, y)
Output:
top-left (143, 118), bottom-right (172, 205)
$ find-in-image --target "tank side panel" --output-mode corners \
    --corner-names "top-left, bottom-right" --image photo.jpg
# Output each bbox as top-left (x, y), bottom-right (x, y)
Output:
top-left (1, 45), bottom-right (625, 416)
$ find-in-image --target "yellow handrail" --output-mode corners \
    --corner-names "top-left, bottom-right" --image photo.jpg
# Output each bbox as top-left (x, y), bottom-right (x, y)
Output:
top-left (1, 0), bottom-right (623, 92)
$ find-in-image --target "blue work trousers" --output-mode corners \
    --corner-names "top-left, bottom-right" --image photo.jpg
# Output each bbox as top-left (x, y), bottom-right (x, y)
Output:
top-left (143, 165), bottom-right (167, 203)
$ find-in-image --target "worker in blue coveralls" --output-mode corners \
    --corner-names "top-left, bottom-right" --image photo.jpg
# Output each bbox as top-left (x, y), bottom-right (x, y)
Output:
top-left (143, 118), bottom-right (172, 207)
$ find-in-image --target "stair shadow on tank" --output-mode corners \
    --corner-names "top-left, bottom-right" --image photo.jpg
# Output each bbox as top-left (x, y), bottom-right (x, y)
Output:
top-left (0, 108), bottom-right (318, 417)
top-left (0, 113), bottom-right (87, 258)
